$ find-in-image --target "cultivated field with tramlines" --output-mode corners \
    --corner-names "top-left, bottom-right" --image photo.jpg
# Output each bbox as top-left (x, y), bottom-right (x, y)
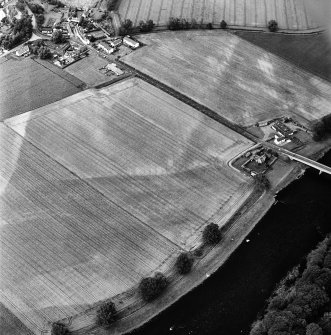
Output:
top-left (1, 78), bottom-right (253, 334)
top-left (117, 0), bottom-right (318, 30)
top-left (123, 31), bottom-right (331, 127)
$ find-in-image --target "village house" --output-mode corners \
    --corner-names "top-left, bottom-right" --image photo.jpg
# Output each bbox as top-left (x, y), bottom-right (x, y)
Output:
top-left (41, 27), bottom-right (53, 35)
top-left (123, 36), bottom-right (139, 49)
top-left (110, 38), bottom-right (122, 48)
top-left (15, 44), bottom-right (29, 57)
top-left (98, 41), bottom-right (114, 54)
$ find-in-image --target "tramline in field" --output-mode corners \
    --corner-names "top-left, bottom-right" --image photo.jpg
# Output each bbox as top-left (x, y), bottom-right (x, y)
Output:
top-left (1, 78), bottom-right (253, 334)
top-left (118, 0), bottom-right (318, 30)
top-left (122, 31), bottom-right (331, 127)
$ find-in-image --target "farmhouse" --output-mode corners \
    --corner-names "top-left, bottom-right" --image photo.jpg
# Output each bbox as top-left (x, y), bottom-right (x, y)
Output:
top-left (110, 38), bottom-right (122, 48)
top-left (41, 27), bottom-right (53, 35)
top-left (271, 121), bottom-right (294, 137)
top-left (123, 36), bottom-right (139, 49)
top-left (254, 152), bottom-right (267, 165)
top-left (98, 41), bottom-right (114, 54)
top-left (15, 44), bottom-right (29, 57)
top-left (274, 133), bottom-right (291, 145)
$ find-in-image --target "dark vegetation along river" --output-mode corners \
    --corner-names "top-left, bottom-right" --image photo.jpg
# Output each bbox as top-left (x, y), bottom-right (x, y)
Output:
top-left (129, 151), bottom-right (331, 335)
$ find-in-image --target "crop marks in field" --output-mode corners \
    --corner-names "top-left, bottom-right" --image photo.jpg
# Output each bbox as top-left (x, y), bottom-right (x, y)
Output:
top-left (0, 123), bottom-right (178, 334)
top-left (117, 0), bottom-right (318, 30)
top-left (2, 78), bottom-right (253, 333)
top-left (122, 31), bottom-right (331, 127)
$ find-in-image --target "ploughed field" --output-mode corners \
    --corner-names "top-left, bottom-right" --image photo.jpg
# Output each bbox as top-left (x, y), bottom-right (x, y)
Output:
top-left (0, 58), bottom-right (82, 121)
top-left (122, 31), bottom-right (331, 127)
top-left (1, 78), bottom-right (253, 334)
top-left (118, 0), bottom-right (318, 30)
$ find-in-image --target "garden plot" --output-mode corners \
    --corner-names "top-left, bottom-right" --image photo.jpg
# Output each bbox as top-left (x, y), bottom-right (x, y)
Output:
top-left (122, 31), bottom-right (331, 127)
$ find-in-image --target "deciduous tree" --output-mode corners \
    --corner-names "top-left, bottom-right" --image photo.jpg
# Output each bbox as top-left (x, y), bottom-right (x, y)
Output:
top-left (96, 301), bottom-right (117, 326)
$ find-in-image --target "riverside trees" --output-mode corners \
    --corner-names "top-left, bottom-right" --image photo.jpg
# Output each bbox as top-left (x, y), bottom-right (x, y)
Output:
top-left (202, 223), bottom-right (222, 245)
top-left (139, 272), bottom-right (169, 302)
top-left (96, 301), bottom-right (118, 326)
top-left (250, 237), bottom-right (331, 335)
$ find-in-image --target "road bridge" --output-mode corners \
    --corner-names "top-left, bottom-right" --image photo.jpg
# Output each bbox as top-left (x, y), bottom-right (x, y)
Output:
top-left (275, 147), bottom-right (331, 175)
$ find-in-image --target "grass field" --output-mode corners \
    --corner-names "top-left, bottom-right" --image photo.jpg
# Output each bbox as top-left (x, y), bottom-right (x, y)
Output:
top-left (122, 31), bottom-right (331, 127)
top-left (2, 78), bottom-right (253, 333)
top-left (0, 58), bottom-right (82, 121)
top-left (65, 54), bottom-right (110, 86)
top-left (117, 0), bottom-right (318, 30)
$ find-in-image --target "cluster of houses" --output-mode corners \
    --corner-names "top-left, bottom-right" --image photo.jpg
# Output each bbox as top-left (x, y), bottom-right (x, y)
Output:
top-left (53, 42), bottom-right (88, 67)
top-left (97, 36), bottom-right (139, 54)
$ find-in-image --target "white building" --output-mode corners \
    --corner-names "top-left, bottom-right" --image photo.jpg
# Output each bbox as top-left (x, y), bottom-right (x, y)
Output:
top-left (98, 41), bottom-right (114, 54)
top-left (274, 133), bottom-right (291, 146)
top-left (16, 45), bottom-right (29, 57)
top-left (123, 36), bottom-right (139, 49)
top-left (106, 63), bottom-right (123, 76)
top-left (110, 38), bottom-right (122, 48)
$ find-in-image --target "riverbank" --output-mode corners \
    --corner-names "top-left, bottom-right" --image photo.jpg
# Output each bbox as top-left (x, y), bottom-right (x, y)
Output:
top-left (65, 135), bottom-right (331, 335)
top-left (128, 148), bottom-right (331, 335)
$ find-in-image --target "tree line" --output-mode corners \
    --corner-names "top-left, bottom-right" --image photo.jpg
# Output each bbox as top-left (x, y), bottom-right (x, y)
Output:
top-left (313, 115), bottom-right (331, 142)
top-left (50, 222), bottom-right (225, 334)
top-left (0, 14), bottom-right (32, 50)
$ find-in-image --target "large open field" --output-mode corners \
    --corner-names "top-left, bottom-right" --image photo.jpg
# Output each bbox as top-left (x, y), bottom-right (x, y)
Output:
top-left (117, 0), bottom-right (318, 30)
top-left (2, 78), bottom-right (253, 333)
top-left (122, 31), bottom-right (331, 127)
top-left (0, 57), bottom-right (83, 120)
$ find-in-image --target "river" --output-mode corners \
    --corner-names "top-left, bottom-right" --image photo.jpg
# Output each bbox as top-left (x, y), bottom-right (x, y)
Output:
top-left (129, 150), bottom-right (331, 335)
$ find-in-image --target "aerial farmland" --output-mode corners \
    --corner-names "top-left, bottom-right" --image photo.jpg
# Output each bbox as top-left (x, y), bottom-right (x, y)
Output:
top-left (0, 58), bottom-right (83, 121)
top-left (1, 0), bottom-right (331, 333)
top-left (118, 0), bottom-right (318, 30)
top-left (1, 78), bottom-right (253, 334)
top-left (123, 31), bottom-right (331, 127)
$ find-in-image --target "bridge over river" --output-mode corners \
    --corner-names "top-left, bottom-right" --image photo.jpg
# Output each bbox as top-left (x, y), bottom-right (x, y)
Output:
top-left (273, 147), bottom-right (331, 175)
